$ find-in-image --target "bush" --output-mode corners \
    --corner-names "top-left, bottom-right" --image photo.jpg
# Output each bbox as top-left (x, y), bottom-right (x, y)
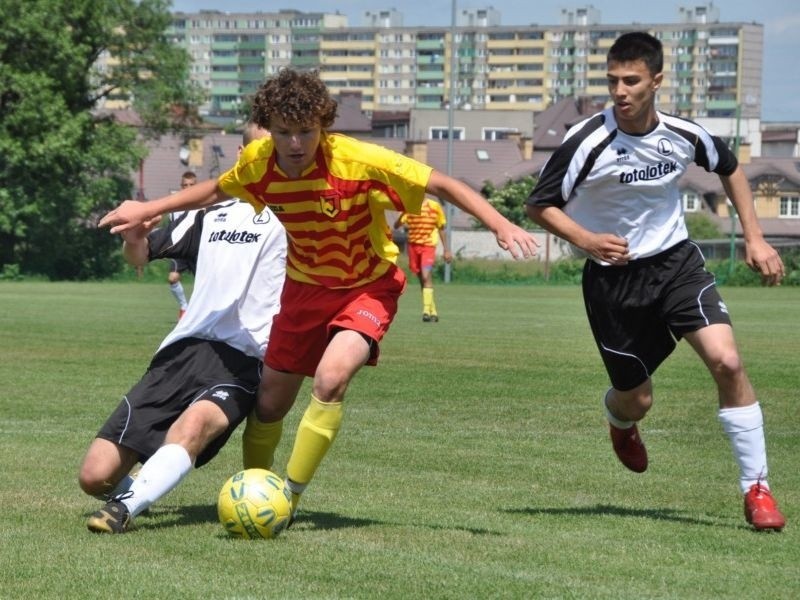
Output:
top-left (426, 257), bottom-right (586, 285)
top-left (432, 257), bottom-right (546, 284)
top-left (109, 258), bottom-right (195, 286)
top-left (423, 253), bottom-right (800, 287)
top-left (0, 264), bottom-right (22, 281)
top-left (707, 249), bottom-right (800, 287)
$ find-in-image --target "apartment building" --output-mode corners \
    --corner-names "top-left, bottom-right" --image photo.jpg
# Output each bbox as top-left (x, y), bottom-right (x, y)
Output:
top-left (164, 4), bottom-right (762, 121)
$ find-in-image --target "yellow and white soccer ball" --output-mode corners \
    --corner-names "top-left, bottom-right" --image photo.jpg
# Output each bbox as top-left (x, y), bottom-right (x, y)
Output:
top-left (217, 468), bottom-right (292, 539)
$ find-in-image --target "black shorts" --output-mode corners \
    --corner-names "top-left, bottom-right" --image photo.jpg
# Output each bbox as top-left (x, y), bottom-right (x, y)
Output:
top-left (96, 337), bottom-right (261, 468)
top-left (582, 240), bottom-right (731, 391)
top-left (168, 258), bottom-right (192, 274)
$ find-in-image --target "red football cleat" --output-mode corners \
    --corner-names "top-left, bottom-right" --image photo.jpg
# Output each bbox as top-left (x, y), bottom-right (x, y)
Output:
top-left (744, 482), bottom-right (785, 531)
top-left (609, 423), bottom-right (648, 473)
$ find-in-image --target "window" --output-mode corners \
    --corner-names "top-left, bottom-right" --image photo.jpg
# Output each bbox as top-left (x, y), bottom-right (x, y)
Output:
top-left (683, 191), bottom-right (699, 212)
top-left (779, 196), bottom-right (800, 218)
top-left (482, 127), bottom-right (518, 140)
top-left (429, 127), bottom-right (465, 140)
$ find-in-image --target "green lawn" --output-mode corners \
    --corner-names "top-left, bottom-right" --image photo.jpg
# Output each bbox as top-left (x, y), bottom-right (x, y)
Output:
top-left (0, 281), bottom-right (797, 599)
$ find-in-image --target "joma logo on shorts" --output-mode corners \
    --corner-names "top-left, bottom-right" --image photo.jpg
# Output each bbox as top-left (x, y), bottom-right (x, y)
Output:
top-left (356, 309), bottom-right (381, 326)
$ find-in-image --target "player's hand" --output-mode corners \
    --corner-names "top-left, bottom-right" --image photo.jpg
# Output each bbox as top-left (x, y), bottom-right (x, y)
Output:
top-left (584, 233), bottom-right (630, 266)
top-left (494, 223), bottom-right (539, 259)
top-left (119, 215), bottom-right (162, 244)
top-left (98, 200), bottom-right (154, 234)
top-left (443, 250), bottom-right (453, 264)
top-left (745, 238), bottom-right (785, 286)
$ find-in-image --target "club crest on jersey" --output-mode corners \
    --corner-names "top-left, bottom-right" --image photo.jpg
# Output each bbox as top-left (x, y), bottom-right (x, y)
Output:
top-left (253, 210), bottom-right (272, 224)
top-left (657, 138), bottom-right (674, 156)
top-left (319, 190), bottom-right (341, 218)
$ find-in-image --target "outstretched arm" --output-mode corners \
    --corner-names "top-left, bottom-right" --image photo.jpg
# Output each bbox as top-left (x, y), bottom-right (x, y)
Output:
top-left (721, 167), bottom-right (784, 286)
top-left (99, 179), bottom-right (230, 235)
top-left (425, 170), bottom-right (538, 259)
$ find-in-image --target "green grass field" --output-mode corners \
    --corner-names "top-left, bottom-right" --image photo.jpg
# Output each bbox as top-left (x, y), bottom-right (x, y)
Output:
top-left (0, 281), bottom-right (797, 599)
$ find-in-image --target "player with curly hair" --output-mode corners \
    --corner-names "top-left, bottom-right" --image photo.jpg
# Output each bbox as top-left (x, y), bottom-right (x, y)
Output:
top-left (100, 68), bottom-right (538, 523)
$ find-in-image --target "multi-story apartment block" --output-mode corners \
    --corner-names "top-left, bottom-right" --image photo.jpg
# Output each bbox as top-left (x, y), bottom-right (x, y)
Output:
top-left (162, 5), bottom-right (763, 122)
top-left (167, 10), bottom-right (346, 116)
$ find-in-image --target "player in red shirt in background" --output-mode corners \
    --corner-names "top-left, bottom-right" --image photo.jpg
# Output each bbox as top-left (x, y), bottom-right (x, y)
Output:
top-left (100, 68), bottom-right (538, 524)
top-left (394, 197), bottom-right (452, 322)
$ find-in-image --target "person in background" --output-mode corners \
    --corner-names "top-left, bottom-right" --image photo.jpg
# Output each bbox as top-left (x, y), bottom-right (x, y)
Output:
top-left (166, 171), bottom-right (198, 319)
top-left (394, 196), bottom-right (452, 322)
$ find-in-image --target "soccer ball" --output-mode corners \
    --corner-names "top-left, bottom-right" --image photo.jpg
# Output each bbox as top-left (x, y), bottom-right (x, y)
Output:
top-left (217, 468), bottom-right (292, 539)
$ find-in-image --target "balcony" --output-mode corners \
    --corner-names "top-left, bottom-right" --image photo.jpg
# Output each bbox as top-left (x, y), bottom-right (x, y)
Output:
top-left (416, 40), bottom-right (445, 51)
top-left (290, 55), bottom-right (321, 68)
top-left (706, 99), bottom-right (738, 110)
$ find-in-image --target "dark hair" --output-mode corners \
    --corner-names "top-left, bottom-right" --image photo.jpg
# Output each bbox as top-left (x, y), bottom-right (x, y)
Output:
top-left (250, 68), bottom-right (338, 130)
top-left (181, 171), bottom-right (197, 181)
top-left (607, 32), bottom-right (663, 75)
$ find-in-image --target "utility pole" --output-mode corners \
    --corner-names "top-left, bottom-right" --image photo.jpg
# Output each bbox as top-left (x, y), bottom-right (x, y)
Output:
top-left (728, 103), bottom-right (741, 280)
top-left (444, 0), bottom-right (457, 283)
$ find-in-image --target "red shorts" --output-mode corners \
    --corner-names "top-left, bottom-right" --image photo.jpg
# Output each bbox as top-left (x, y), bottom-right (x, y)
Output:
top-left (407, 243), bottom-right (436, 275)
top-left (265, 266), bottom-right (407, 377)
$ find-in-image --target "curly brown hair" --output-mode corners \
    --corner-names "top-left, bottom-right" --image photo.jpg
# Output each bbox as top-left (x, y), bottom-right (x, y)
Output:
top-left (250, 68), bottom-right (338, 130)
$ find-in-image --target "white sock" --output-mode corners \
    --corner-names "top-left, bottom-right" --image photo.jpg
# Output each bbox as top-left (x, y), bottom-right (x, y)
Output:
top-left (103, 474), bottom-right (135, 500)
top-left (121, 444), bottom-right (193, 518)
top-left (169, 281), bottom-right (188, 309)
top-left (285, 479), bottom-right (307, 496)
top-left (603, 389), bottom-right (635, 429)
top-left (718, 402), bottom-right (769, 494)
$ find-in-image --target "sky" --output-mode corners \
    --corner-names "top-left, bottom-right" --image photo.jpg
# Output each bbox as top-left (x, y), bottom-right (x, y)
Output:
top-left (171, 0), bottom-right (800, 121)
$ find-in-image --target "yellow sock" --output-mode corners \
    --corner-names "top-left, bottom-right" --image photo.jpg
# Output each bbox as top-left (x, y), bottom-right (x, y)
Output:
top-left (422, 287), bottom-right (434, 314)
top-left (286, 395), bottom-right (343, 488)
top-left (242, 412), bottom-right (283, 470)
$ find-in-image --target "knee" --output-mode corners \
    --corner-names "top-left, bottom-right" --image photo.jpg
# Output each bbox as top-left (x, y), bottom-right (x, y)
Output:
top-left (611, 383), bottom-right (653, 421)
top-left (78, 463), bottom-right (109, 497)
top-left (708, 348), bottom-right (745, 382)
top-left (625, 391), bottom-right (653, 421)
top-left (168, 406), bottom-right (225, 451)
top-left (312, 369), bottom-right (349, 402)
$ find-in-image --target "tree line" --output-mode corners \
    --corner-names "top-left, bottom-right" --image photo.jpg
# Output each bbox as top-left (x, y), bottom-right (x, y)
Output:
top-left (0, 0), bottom-right (202, 279)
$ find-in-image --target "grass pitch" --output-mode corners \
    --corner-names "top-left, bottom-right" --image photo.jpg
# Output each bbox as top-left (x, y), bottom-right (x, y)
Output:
top-left (0, 281), bottom-right (797, 599)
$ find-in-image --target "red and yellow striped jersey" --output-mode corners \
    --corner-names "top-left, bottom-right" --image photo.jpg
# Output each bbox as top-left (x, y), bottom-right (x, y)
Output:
top-left (218, 133), bottom-right (432, 288)
top-left (398, 198), bottom-right (446, 247)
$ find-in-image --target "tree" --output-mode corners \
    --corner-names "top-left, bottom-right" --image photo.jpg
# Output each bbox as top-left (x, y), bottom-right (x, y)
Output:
top-left (685, 212), bottom-right (722, 240)
top-left (482, 176), bottom-right (539, 229)
top-left (0, 0), bottom-right (204, 279)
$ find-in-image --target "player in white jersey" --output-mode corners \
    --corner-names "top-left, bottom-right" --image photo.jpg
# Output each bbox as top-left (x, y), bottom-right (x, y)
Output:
top-left (526, 32), bottom-right (786, 531)
top-left (79, 124), bottom-right (287, 534)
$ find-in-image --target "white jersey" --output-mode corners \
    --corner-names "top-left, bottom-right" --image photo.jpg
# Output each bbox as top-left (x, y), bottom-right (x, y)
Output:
top-left (148, 199), bottom-right (286, 358)
top-left (527, 108), bottom-right (738, 261)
